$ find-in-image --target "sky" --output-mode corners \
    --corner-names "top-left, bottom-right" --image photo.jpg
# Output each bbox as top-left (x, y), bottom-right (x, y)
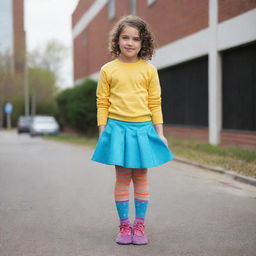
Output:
top-left (25, 0), bottom-right (80, 88)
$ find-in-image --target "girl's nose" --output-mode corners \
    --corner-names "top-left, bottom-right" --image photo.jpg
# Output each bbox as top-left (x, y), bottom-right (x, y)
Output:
top-left (127, 40), bottom-right (133, 46)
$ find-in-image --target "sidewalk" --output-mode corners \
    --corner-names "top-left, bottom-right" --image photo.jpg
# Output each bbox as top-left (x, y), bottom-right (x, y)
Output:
top-left (174, 157), bottom-right (256, 187)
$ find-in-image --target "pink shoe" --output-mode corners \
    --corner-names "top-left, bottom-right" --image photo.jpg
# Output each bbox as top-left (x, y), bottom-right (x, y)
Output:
top-left (132, 222), bottom-right (148, 245)
top-left (115, 223), bottom-right (133, 245)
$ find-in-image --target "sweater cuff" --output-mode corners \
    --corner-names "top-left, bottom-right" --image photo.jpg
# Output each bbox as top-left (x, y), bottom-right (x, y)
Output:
top-left (97, 109), bottom-right (109, 126)
top-left (151, 109), bottom-right (163, 124)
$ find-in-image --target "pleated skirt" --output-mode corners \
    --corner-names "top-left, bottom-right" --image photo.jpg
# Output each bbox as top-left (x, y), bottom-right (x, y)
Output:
top-left (91, 118), bottom-right (173, 169)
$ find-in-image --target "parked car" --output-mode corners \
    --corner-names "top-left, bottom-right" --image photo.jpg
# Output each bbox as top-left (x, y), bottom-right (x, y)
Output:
top-left (29, 116), bottom-right (60, 137)
top-left (17, 116), bottom-right (32, 133)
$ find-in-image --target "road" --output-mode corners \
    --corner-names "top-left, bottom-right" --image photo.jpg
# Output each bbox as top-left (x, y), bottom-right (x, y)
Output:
top-left (0, 130), bottom-right (256, 256)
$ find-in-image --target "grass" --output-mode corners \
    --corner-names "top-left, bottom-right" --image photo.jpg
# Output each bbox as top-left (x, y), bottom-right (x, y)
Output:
top-left (168, 136), bottom-right (256, 178)
top-left (45, 133), bottom-right (97, 147)
top-left (45, 133), bottom-right (256, 178)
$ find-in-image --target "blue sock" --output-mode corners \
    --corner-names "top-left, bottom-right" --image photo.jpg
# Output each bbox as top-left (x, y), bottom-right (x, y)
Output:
top-left (135, 199), bottom-right (149, 223)
top-left (115, 200), bottom-right (129, 223)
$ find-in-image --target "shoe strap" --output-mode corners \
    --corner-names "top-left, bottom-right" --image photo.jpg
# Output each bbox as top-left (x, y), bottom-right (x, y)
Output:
top-left (119, 223), bottom-right (132, 236)
top-left (133, 223), bottom-right (145, 236)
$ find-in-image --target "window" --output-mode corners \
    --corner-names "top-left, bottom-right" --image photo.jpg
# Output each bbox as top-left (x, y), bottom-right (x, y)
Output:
top-left (108, 0), bottom-right (115, 20)
top-left (147, 0), bottom-right (156, 6)
top-left (130, 0), bottom-right (136, 15)
top-left (159, 56), bottom-right (209, 127)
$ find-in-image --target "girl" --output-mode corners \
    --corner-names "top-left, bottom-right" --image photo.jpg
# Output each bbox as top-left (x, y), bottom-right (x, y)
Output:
top-left (91, 15), bottom-right (173, 245)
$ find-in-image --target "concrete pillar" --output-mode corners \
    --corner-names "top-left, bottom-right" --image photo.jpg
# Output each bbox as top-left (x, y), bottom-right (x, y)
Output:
top-left (208, 0), bottom-right (222, 145)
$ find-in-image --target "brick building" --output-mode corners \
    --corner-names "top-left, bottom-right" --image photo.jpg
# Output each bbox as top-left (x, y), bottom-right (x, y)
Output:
top-left (72, 0), bottom-right (256, 149)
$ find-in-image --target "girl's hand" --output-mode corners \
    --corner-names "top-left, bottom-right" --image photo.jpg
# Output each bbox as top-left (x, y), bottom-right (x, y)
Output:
top-left (159, 134), bottom-right (169, 147)
top-left (99, 125), bottom-right (106, 137)
top-left (154, 124), bottom-right (169, 147)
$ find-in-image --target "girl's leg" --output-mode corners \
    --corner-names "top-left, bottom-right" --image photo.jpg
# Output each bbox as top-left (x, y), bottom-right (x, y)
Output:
top-left (114, 165), bottom-right (132, 224)
top-left (132, 168), bottom-right (149, 224)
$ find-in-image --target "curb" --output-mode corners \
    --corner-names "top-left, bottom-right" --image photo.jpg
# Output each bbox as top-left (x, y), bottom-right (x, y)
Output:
top-left (174, 157), bottom-right (256, 187)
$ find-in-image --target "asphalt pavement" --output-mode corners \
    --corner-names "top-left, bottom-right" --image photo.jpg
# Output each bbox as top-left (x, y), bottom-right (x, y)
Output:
top-left (0, 130), bottom-right (256, 256)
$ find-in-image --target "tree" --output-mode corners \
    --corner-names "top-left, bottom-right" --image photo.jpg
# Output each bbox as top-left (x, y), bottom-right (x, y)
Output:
top-left (28, 40), bottom-right (67, 85)
top-left (27, 40), bottom-right (67, 116)
top-left (28, 67), bottom-right (57, 115)
top-left (0, 40), bottom-right (67, 127)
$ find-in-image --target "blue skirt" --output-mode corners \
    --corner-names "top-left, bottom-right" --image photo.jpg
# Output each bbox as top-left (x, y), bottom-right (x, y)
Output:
top-left (91, 118), bottom-right (174, 169)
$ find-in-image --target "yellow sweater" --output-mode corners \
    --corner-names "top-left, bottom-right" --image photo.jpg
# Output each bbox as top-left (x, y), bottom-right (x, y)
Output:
top-left (96, 59), bottom-right (163, 126)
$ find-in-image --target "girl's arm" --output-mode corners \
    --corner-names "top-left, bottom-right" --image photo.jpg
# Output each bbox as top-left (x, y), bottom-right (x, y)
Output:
top-left (99, 125), bottom-right (106, 137)
top-left (97, 68), bottom-right (110, 126)
top-left (154, 124), bottom-right (169, 147)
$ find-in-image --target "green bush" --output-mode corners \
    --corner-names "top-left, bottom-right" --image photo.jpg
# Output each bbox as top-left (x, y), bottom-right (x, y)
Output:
top-left (55, 88), bottom-right (72, 129)
top-left (56, 79), bottom-right (97, 134)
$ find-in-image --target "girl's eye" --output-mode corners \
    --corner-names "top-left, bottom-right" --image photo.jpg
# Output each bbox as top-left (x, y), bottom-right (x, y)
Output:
top-left (134, 38), bottom-right (141, 41)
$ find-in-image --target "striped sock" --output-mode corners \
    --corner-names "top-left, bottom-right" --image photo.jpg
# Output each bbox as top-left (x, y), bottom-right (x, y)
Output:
top-left (132, 168), bottom-right (149, 223)
top-left (115, 201), bottom-right (129, 221)
top-left (115, 166), bottom-right (132, 223)
top-left (134, 200), bottom-right (149, 223)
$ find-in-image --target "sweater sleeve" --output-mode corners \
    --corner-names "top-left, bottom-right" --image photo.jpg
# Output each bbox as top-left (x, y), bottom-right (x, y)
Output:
top-left (148, 66), bottom-right (163, 124)
top-left (96, 68), bottom-right (110, 126)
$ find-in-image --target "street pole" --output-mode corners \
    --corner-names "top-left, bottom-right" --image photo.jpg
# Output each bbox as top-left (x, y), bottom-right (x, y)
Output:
top-left (24, 53), bottom-right (29, 116)
top-left (4, 102), bottom-right (13, 129)
top-left (208, 0), bottom-right (222, 145)
top-left (7, 113), bottom-right (11, 129)
top-left (0, 98), bottom-right (3, 129)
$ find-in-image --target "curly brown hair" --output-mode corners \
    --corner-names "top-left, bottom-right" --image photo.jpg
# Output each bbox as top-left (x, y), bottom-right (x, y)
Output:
top-left (109, 15), bottom-right (156, 60)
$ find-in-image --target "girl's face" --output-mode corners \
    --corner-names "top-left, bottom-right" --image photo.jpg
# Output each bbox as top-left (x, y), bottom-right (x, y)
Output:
top-left (118, 25), bottom-right (142, 62)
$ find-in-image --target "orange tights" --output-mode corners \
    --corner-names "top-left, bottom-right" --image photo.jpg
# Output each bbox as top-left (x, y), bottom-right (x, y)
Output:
top-left (114, 166), bottom-right (149, 202)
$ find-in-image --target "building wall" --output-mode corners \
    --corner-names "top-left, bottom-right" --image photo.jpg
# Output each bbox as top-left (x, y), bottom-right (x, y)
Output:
top-left (73, 0), bottom-right (131, 80)
top-left (73, 0), bottom-right (256, 81)
top-left (12, 0), bottom-right (25, 99)
top-left (218, 0), bottom-right (256, 22)
top-left (72, 0), bottom-right (256, 148)
top-left (137, 0), bottom-right (208, 47)
top-left (72, 0), bottom-right (209, 80)
top-left (13, 0), bottom-right (25, 74)
top-left (72, 0), bottom-right (95, 26)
